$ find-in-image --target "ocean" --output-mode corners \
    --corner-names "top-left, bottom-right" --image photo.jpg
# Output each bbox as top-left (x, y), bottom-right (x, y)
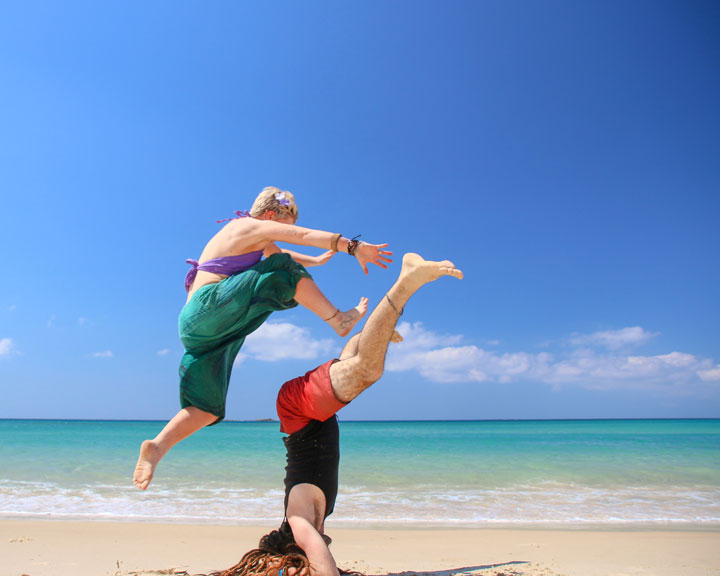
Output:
top-left (1, 419), bottom-right (718, 528)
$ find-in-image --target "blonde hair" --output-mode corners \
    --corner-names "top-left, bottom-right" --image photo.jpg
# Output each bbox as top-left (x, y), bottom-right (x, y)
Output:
top-left (249, 186), bottom-right (299, 222)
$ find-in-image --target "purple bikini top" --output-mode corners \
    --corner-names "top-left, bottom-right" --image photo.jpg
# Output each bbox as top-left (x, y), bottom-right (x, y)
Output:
top-left (184, 210), bottom-right (263, 292)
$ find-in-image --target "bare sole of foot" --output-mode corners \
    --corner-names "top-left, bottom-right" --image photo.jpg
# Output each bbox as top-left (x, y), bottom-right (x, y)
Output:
top-left (330, 297), bottom-right (369, 337)
top-left (133, 439), bottom-right (161, 491)
top-left (399, 253), bottom-right (463, 291)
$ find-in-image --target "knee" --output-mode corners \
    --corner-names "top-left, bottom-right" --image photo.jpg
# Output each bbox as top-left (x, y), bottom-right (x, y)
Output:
top-left (331, 359), bottom-right (383, 403)
top-left (358, 363), bottom-right (383, 388)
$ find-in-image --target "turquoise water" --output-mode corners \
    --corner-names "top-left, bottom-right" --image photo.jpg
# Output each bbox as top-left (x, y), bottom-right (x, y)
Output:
top-left (1, 419), bottom-right (718, 527)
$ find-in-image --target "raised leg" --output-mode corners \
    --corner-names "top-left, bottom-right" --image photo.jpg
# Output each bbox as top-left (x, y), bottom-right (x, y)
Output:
top-left (329, 253), bottom-right (462, 402)
top-left (293, 276), bottom-right (368, 337)
top-left (133, 406), bottom-right (217, 490)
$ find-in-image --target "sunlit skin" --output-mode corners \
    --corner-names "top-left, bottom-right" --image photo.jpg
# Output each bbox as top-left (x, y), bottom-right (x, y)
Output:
top-left (133, 207), bottom-right (392, 491)
top-left (261, 253), bottom-right (463, 576)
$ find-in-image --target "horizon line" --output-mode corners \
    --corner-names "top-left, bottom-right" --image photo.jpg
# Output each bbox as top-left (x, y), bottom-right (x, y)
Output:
top-left (1, 417), bottom-right (719, 423)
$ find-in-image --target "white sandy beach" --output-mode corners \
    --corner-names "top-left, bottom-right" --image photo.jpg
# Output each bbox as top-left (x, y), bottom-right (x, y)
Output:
top-left (2, 519), bottom-right (719, 576)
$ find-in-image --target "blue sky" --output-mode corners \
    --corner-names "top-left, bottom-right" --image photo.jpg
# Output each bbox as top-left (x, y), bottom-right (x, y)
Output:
top-left (1, 1), bottom-right (719, 421)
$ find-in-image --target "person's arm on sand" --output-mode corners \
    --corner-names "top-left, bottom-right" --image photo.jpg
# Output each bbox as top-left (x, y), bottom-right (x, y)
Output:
top-left (286, 484), bottom-right (339, 576)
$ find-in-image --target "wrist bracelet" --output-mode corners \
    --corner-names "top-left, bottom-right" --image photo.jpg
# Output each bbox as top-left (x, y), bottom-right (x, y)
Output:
top-left (330, 233), bottom-right (341, 252)
top-left (347, 234), bottom-right (362, 257)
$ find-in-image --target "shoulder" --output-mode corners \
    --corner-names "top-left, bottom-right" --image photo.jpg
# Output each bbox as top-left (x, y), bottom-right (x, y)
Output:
top-left (220, 216), bottom-right (262, 240)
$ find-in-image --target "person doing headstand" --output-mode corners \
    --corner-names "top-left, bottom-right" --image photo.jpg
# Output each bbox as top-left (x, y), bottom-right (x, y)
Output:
top-left (133, 186), bottom-right (392, 491)
top-left (212, 253), bottom-right (463, 576)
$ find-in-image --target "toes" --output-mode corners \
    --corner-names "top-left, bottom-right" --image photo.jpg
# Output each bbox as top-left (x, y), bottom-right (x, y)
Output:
top-left (133, 470), bottom-right (151, 491)
top-left (439, 260), bottom-right (463, 279)
top-left (449, 267), bottom-right (464, 279)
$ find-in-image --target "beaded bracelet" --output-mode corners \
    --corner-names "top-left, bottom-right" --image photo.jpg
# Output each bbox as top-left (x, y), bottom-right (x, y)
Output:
top-left (347, 234), bottom-right (362, 256)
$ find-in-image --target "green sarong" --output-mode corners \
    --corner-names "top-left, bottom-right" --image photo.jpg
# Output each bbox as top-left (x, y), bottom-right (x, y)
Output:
top-left (177, 253), bottom-right (312, 422)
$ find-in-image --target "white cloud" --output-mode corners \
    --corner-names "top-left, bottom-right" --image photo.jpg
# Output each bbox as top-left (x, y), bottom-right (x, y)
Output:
top-left (77, 317), bottom-right (88, 326)
top-left (541, 350), bottom-right (715, 392)
top-left (236, 322), bottom-right (338, 364)
top-left (47, 314), bottom-right (56, 329)
top-left (388, 326), bottom-right (555, 385)
top-left (390, 321), bottom-right (463, 350)
top-left (698, 366), bottom-right (720, 382)
top-left (569, 326), bottom-right (658, 350)
top-left (8, 305), bottom-right (16, 311)
top-left (92, 350), bottom-right (113, 358)
top-left (386, 323), bottom-right (719, 394)
top-left (0, 338), bottom-right (15, 357)
top-left (157, 348), bottom-right (170, 356)
top-left (390, 344), bottom-right (553, 384)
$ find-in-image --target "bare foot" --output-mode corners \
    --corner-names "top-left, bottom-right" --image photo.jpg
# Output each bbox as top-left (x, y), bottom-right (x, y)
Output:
top-left (398, 253), bottom-right (463, 292)
top-left (328, 297), bottom-right (368, 337)
top-left (133, 440), bottom-right (161, 491)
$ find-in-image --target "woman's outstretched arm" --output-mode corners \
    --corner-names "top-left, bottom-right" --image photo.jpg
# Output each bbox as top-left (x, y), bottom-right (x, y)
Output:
top-left (255, 220), bottom-right (393, 274)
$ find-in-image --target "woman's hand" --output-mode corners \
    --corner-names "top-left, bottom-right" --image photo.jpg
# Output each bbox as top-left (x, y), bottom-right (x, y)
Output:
top-left (314, 250), bottom-right (336, 267)
top-left (275, 247), bottom-right (334, 268)
top-left (355, 242), bottom-right (393, 275)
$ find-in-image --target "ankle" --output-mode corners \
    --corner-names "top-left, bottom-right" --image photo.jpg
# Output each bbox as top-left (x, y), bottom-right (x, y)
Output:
top-left (385, 294), bottom-right (404, 316)
top-left (324, 308), bottom-right (340, 322)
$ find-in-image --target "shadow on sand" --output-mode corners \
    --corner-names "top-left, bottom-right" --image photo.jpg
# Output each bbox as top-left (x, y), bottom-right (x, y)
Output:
top-left (369, 561), bottom-right (530, 576)
top-left (117, 560), bottom-right (531, 576)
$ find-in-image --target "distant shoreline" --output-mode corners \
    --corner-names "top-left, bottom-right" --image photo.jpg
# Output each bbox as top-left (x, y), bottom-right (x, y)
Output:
top-left (1, 416), bottom-right (719, 423)
top-left (2, 514), bottom-right (719, 531)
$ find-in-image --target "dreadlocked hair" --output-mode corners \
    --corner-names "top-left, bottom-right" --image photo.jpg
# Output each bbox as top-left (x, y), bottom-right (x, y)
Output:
top-left (197, 522), bottom-right (364, 576)
top-left (194, 522), bottom-right (306, 576)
